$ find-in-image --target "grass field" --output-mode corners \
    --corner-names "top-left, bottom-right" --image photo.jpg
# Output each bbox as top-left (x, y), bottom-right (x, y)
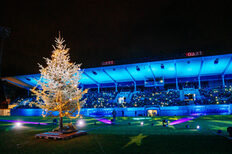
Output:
top-left (0, 115), bottom-right (232, 154)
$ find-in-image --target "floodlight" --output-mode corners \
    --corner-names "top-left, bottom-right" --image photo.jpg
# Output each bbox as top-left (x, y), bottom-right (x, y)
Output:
top-left (15, 122), bottom-right (22, 127)
top-left (77, 119), bottom-right (85, 127)
top-left (92, 71), bottom-right (97, 75)
top-left (136, 66), bottom-right (140, 71)
top-left (161, 64), bottom-right (164, 69)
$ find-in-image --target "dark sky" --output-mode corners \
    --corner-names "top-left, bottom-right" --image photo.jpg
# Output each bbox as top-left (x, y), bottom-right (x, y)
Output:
top-left (2, 0), bottom-right (232, 77)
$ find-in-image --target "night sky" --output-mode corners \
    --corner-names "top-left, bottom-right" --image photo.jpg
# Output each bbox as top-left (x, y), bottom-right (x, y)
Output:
top-left (2, 0), bottom-right (232, 77)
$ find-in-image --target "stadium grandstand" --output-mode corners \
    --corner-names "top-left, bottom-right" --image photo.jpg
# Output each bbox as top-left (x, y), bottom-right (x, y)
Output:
top-left (2, 53), bottom-right (232, 116)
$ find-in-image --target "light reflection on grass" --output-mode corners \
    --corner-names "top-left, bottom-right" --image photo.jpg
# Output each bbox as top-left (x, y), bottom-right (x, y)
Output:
top-left (1, 115), bottom-right (232, 153)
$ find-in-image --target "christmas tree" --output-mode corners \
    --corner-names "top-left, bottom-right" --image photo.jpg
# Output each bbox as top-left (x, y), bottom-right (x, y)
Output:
top-left (31, 33), bottom-right (87, 132)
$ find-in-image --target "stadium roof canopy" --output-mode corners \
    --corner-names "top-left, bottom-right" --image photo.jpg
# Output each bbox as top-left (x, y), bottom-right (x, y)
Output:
top-left (3, 53), bottom-right (232, 89)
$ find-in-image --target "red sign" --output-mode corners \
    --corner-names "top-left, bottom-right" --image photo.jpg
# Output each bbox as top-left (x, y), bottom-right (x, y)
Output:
top-left (102, 60), bottom-right (115, 66)
top-left (185, 51), bottom-right (203, 57)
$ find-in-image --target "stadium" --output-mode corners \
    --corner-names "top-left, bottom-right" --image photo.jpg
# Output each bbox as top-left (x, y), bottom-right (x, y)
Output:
top-left (1, 51), bottom-right (232, 153)
top-left (2, 52), bottom-right (232, 117)
top-left (2, 1), bottom-right (232, 153)
top-left (1, 52), bottom-right (232, 153)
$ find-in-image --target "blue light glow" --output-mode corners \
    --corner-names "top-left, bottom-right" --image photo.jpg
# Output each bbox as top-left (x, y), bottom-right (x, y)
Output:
top-left (9, 54), bottom-right (232, 87)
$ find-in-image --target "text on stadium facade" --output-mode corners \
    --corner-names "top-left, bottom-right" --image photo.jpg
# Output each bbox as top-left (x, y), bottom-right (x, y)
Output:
top-left (185, 51), bottom-right (203, 57)
top-left (102, 60), bottom-right (115, 66)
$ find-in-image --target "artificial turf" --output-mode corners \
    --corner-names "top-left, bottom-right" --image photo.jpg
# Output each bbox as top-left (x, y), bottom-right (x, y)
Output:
top-left (0, 115), bottom-right (232, 154)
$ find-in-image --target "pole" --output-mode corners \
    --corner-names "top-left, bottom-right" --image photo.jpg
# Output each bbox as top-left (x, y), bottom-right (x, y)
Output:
top-left (0, 39), bottom-right (3, 77)
top-left (134, 82), bottom-right (136, 92)
top-left (98, 84), bottom-right (100, 93)
top-left (222, 75), bottom-right (225, 88)
top-left (0, 27), bottom-right (10, 103)
top-left (0, 39), bottom-right (5, 103)
top-left (198, 76), bottom-right (201, 89)
top-left (115, 83), bottom-right (118, 92)
top-left (176, 78), bottom-right (179, 90)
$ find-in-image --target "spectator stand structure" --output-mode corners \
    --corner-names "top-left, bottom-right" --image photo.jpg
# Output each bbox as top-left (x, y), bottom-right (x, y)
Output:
top-left (3, 53), bottom-right (232, 116)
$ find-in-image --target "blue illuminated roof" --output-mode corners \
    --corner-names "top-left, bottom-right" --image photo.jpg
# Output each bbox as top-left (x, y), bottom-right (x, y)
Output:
top-left (3, 53), bottom-right (232, 89)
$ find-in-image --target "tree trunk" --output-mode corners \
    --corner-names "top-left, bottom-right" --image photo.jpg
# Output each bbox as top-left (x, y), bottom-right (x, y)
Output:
top-left (59, 116), bottom-right (63, 132)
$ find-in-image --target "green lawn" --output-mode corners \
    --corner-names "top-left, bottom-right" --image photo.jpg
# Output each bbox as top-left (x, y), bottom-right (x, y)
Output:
top-left (0, 115), bottom-right (232, 154)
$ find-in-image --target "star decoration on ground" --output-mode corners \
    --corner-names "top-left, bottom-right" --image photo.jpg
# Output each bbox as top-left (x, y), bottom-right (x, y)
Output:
top-left (123, 133), bottom-right (147, 148)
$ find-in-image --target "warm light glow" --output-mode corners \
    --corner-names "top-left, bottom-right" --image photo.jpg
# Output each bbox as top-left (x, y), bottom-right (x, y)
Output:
top-left (30, 33), bottom-right (88, 124)
top-left (77, 119), bottom-right (85, 127)
top-left (15, 122), bottom-right (22, 127)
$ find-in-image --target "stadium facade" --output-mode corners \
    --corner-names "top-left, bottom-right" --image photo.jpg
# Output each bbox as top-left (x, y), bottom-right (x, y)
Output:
top-left (4, 53), bottom-right (232, 116)
top-left (3, 53), bottom-right (232, 90)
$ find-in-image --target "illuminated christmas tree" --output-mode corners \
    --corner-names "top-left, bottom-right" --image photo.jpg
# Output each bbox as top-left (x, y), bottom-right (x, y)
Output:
top-left (31, 33), bottom-right (87, 132)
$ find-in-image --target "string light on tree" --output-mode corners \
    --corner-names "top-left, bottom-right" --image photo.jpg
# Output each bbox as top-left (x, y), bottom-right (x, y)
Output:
top-left (31, 33), bottom-right (88, 132)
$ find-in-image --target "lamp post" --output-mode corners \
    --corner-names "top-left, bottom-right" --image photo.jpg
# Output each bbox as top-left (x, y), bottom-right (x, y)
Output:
top-left (0, 27), bottom-right (10, 103)
top-left (0, 27), bottom-right (11, 77)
